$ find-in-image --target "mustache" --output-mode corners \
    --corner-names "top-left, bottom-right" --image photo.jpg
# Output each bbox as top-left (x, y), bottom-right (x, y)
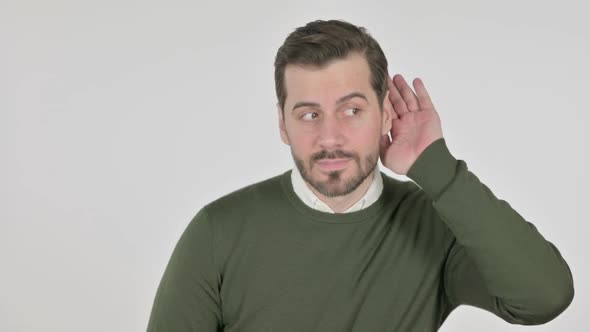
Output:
top-left (313, 150), bottom-right (356, 161)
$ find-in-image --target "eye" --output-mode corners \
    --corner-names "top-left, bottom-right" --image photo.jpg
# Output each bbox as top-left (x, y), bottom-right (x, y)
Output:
top-left (344, 108), bottom-right (361, 116)
top-left (301, 112), bottom-right (318, 121)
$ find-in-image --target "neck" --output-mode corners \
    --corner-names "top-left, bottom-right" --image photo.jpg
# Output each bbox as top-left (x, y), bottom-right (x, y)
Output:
top-left (306, 168), bottom-right (376, 213)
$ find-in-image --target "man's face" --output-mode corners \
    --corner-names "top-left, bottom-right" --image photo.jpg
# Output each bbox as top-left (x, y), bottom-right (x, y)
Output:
top-left (278, 52), bottom-right (392, 198)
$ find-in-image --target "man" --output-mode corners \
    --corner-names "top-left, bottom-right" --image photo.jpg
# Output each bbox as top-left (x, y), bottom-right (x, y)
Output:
top-left (147, 19), bottom-right (574, 331)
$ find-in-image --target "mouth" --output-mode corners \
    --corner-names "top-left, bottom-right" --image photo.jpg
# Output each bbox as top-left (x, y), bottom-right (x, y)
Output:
top-left (316, 158), bottom-right (351, 171)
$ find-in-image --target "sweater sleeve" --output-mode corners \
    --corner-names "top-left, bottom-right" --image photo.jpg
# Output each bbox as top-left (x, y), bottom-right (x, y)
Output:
top-left (147, 208), bottom-right (223, 332)
top-left (406, 138), bottom-right (574, 325)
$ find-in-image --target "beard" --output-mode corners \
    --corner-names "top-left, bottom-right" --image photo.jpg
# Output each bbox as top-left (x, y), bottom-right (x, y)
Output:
top-left (292, 147), bottom-right (379, 198)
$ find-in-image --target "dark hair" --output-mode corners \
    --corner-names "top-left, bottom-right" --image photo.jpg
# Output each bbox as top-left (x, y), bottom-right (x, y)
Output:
top-left (274, 19), bottom-right (388, 117)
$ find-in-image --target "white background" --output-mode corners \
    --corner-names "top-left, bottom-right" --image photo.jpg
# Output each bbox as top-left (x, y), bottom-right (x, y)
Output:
top-left (2, 0), bottom-right (588, 331)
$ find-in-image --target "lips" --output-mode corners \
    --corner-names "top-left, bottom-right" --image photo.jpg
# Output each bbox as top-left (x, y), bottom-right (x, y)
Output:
top-left (316, 158), bottom-right (351, 170)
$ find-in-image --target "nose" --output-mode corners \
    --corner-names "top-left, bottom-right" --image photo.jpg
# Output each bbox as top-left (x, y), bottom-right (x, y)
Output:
top-left (317, 114), bottom-right (346, 149)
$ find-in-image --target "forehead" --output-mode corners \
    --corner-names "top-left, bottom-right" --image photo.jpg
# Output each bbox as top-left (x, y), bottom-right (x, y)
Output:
top-left (284, 52), bottom-right (373, 104)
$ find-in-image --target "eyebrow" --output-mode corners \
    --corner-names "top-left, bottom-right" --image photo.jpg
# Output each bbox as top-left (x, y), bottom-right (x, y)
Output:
top-left (291, 91), bottom-right (369, 112)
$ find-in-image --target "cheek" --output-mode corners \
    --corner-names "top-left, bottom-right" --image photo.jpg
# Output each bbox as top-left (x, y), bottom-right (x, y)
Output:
top-left (288, 134), bottom-right (314, 157)
top-left (355, 132), bottom-right (378, 149)
top-left (356, 126), bottom-right (382, 151)
top-left (288, 130), bottom-right (312, 145)
top-left (357, 116), bottom-right (382, 136)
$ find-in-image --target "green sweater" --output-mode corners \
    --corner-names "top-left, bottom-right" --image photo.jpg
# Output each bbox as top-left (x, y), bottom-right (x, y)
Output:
top-left (147, 138), bottom-right (574, 331)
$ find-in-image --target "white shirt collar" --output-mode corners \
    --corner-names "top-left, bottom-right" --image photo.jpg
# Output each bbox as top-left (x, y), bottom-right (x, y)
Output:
top-left (290, 164), bottom-right (383, 213)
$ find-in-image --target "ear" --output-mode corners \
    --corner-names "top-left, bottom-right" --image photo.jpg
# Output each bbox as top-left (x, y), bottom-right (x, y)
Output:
top-left (277, 102), bottom-right (290, 145)
top-left (381, 91), bottom-right (393, 136)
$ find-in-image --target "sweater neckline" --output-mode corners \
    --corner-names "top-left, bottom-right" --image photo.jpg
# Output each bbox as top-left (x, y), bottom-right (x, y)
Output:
top-left (279, 169), bottom-right (390, 224)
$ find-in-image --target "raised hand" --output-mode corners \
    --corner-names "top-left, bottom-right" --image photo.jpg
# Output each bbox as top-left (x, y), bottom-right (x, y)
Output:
top-left (379, 74), bottom-right (444, 175)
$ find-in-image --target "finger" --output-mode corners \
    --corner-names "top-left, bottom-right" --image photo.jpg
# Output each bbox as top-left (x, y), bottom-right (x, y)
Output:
top-left (383, 90), bottom-right (398, 120)
top-left (387, 75), bottom-right (408, 116)
top-left (393, 74), bottom-right (419, 112)
top-left (412, 78), bottom-right (435, 111)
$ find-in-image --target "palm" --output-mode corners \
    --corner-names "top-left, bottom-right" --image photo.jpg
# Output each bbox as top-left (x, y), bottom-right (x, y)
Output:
top-left (379, 74), bottom-right (444, 175)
